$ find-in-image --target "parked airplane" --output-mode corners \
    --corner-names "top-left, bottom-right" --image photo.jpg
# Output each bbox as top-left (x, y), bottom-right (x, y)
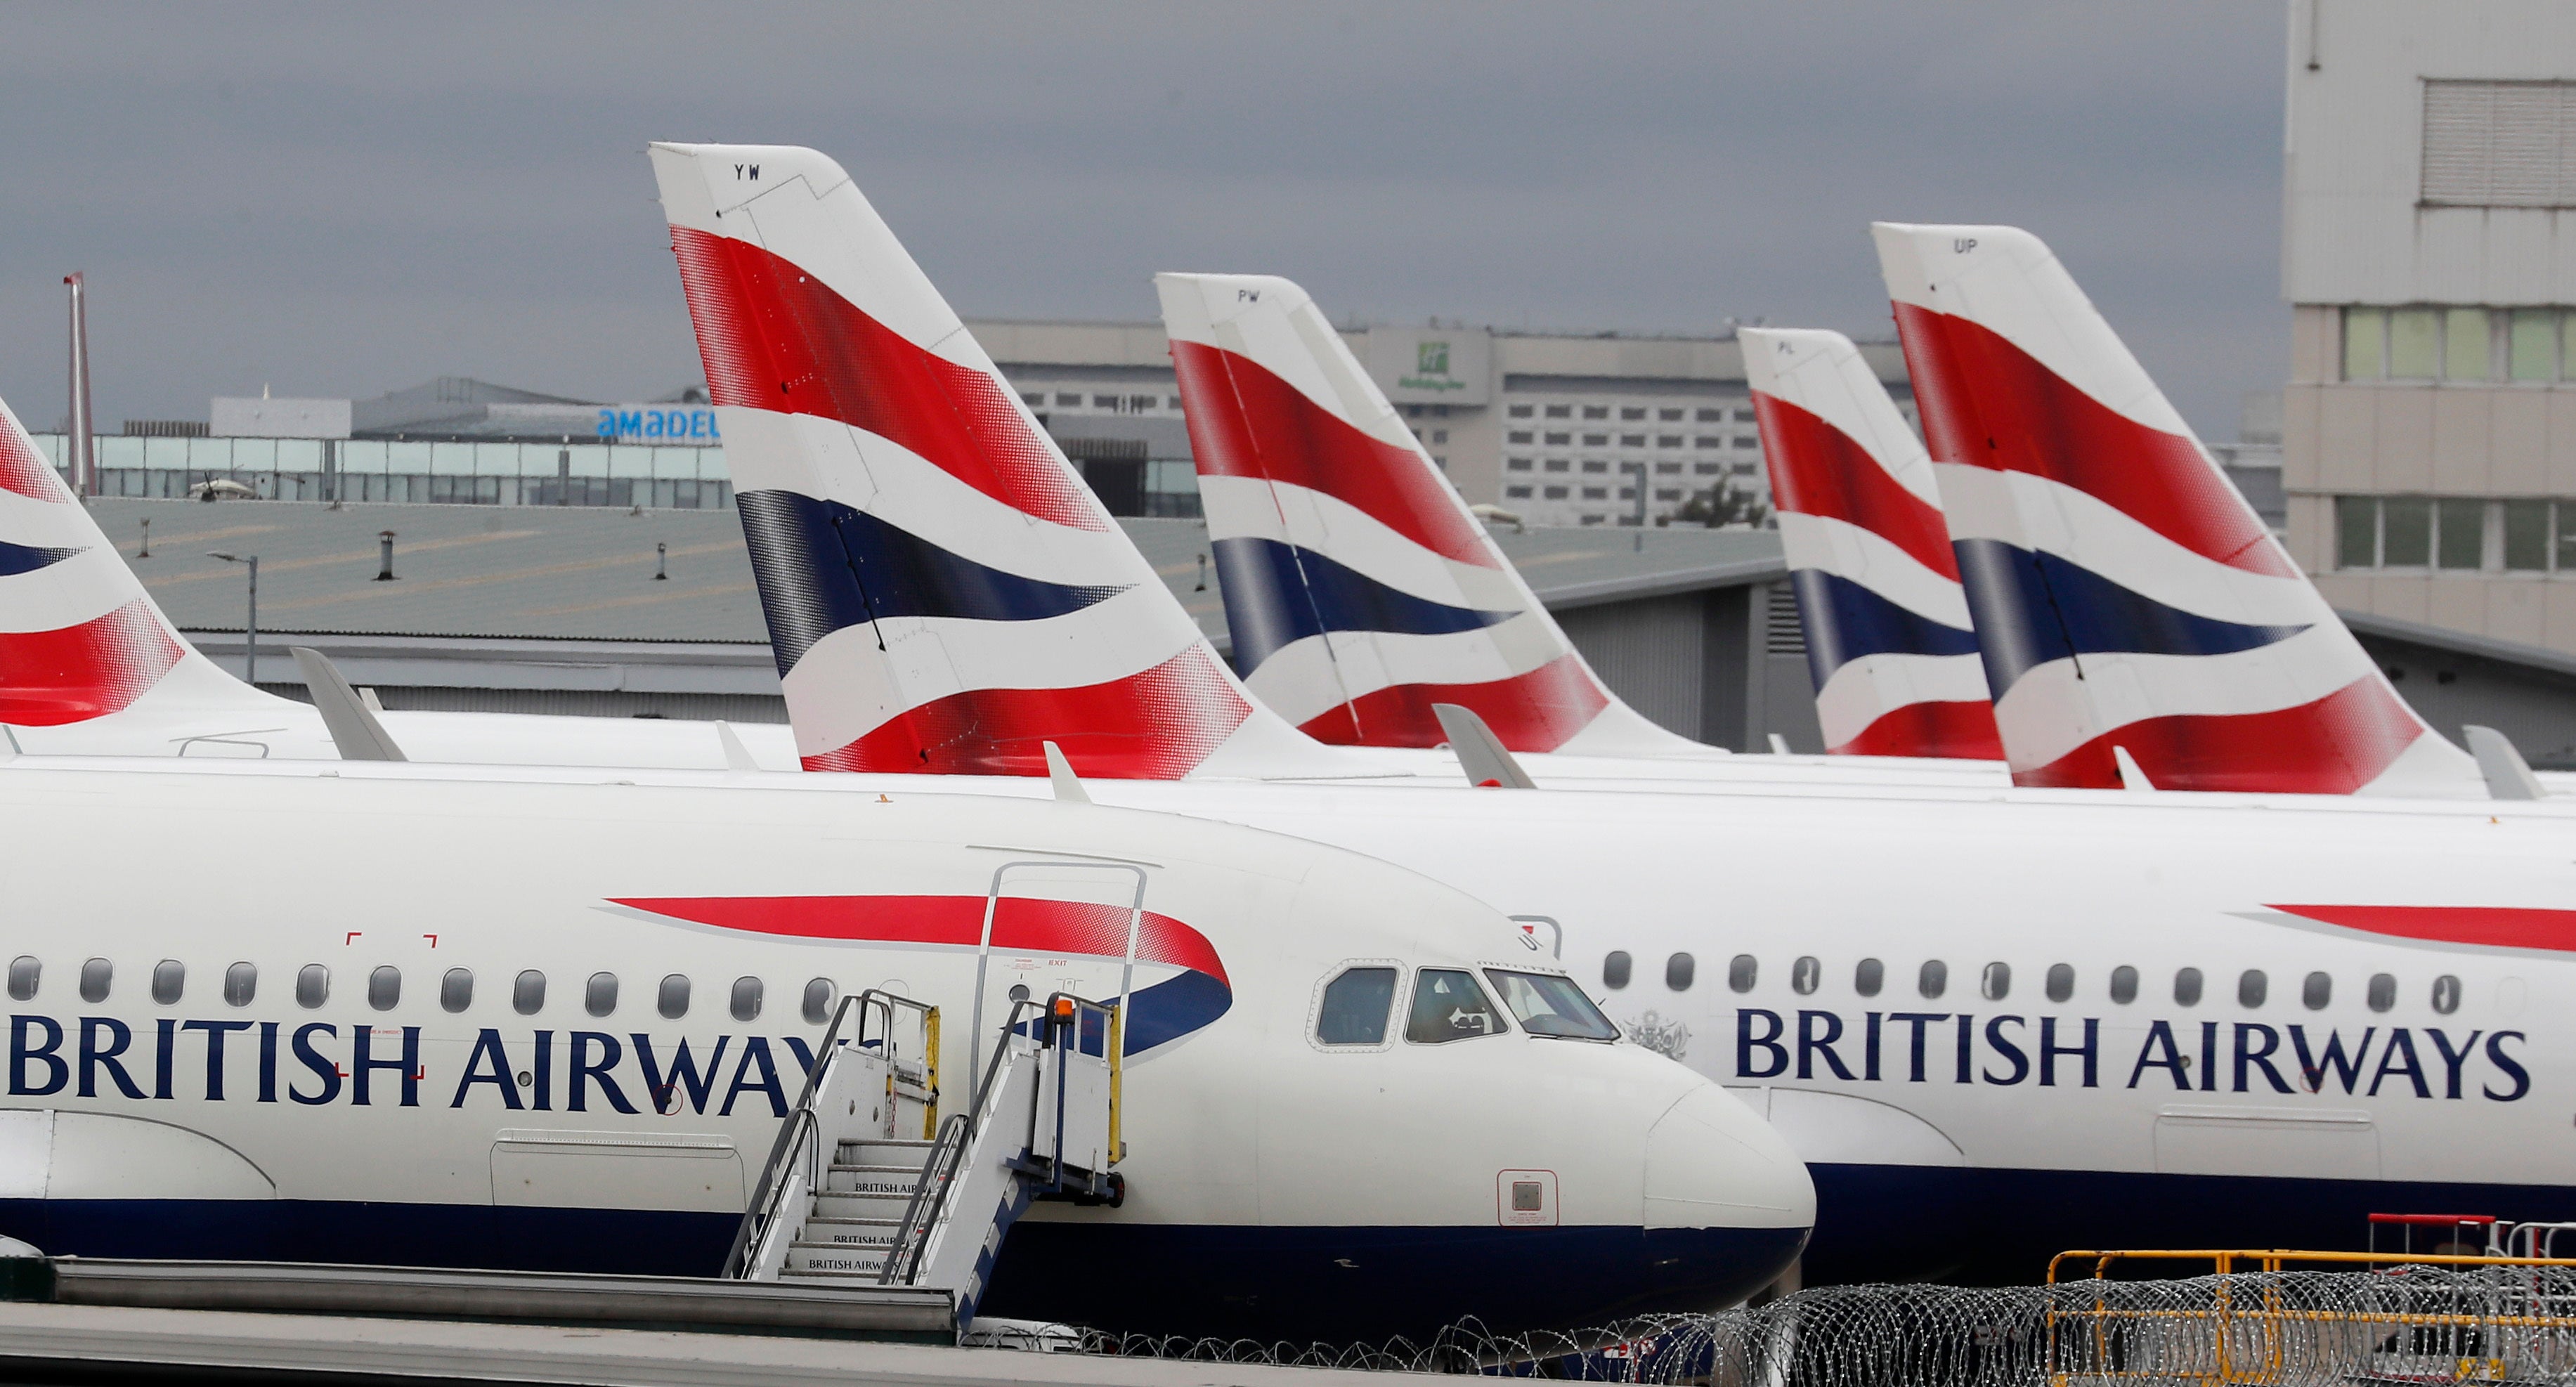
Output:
top-left (1873, 222), bottom-right (2487, 797)
top-left (0, 408), bottom-right (800, 769)
top-left (649, 144), bottom-right (2576, 1287)
top-left (1742, 327), bottom-right (2004, 762)
top-left (0, 753), bottom-right (1809, 1339)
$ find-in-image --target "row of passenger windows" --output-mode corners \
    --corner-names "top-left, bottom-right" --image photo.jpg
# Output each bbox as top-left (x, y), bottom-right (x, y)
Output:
top-left (1601, 952), bottom-right (2464, 1015)
top-left (4, 957), bottom-right (840, 1023)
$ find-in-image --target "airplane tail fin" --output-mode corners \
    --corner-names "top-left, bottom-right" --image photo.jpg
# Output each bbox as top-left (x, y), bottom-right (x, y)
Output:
top-left (1872, 222), bottom-right (2480, 796)
top-left (1741, 328), bottom-right (2001, 760)
top-left (648, 144), bottom-right (1342, 779)
top-left (0, 396), bottom-right (280, 727)
top-left (1157, 271), bottom-right (1707, 756)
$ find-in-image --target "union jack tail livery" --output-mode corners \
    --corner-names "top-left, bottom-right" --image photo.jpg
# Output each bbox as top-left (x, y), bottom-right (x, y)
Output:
top-left (0, 396), bottom-right (280, 728)
top-left (1741, 328), bottom-right (2003, 761)
top-left (1872, 223), bottom-right (2480, 796)
top-left (1157, 271), bottom-right (1710, 756)
top-left (649, 145), bottom-right (1333, 779)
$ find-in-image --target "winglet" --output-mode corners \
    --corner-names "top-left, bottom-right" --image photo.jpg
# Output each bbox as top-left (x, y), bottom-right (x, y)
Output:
top-left (1433, 703), bottom-right (1536, 789)
top-left (2465, 726), bottom-right (2546, 801)
top-left (290, 647), bottom-right (406, 762)
top-left (1043, 741), bottom-right (1091, 803)
top-left (2112, 745), bottom-right (2155, 793)
top-left (715, 720), bottom-right (760, 772)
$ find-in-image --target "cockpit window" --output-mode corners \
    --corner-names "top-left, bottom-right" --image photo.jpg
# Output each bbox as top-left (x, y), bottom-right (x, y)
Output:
top-left (1484, 970), bottom-right (1619, 1041)
top-left (1407, 969), bottom-right (1506, 1043)
top-left (1316, 967), bottom-right (1398, 1046)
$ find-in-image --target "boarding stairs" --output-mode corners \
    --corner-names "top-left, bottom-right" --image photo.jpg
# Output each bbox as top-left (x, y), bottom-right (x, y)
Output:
top-left (725, 989), bottom-right (1124, 1330)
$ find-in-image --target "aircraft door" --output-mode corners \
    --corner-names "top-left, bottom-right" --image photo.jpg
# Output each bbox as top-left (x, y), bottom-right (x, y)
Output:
top-left (970, 860), bottom-right (1148, 1105)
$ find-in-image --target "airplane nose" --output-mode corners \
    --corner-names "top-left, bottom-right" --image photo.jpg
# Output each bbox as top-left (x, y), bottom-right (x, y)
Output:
top-left (1645, 1082), bottom-right (1816, 1232)
top-left (1632, 1081), bottom-right (1814, 1308)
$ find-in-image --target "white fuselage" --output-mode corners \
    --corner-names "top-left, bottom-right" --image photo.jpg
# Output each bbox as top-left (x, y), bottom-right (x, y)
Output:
top-left (0, 757), bottom-right (1808, 1338)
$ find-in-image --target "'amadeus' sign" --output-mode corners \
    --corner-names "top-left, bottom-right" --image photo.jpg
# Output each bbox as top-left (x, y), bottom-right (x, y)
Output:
top-left (1367, 326), bottom-right (1491, 407)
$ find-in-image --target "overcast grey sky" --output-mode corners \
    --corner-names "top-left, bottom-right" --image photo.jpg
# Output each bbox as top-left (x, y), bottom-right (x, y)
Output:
top-left (0, 3), bottom-right (2286, 441)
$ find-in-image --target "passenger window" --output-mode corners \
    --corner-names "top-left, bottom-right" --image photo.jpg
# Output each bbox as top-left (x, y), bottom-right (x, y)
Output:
top-left (1484, 969), bottom-right (1619, 1040)
top-left (2431, 975), bottom-right (2461, 1015)
top-left (369, 966), bottom-right (401, 1012)
top-left (513, 970), bottom-right (546, 1016)
top-left (658, 974), bottom-right (691, 1020)
top-left (2173, 967), bottom-right (2203, 1007)
top-left (1316, 967), bottom-right (1398, 1046)
top-left (79, 958), bottom-right (110, 1003)
top-left (2109, 965), bottom-right (2138, 1005)
top-left (1720, 954), bottom-right (1750, 993)
top-left (1790, 956), bottom-right (1820, 996)
top-left (224, 963), bottom-right (255, 1007)
top-left (730, 976), bottom-right (763, 1022)
top-left (1406, 968), bottom-right (1505, 1043)
top-left (2238, 969), bottom-right (2267, 1008)
top-left (2367, 972), bottom-right (2397, 1012)
top-left (297, 965), bottom-right (328, 1009)
top-left (1981, 962), bottom-right (2010, 1001)
top-left (441, 968), bottom-right (473, 1014)
top-left (802, 978), bottom-right (835, 1025)
top-left (2045, 963), bottom-right (2074, 1003)
top-left (2302, 972), bottom-right (2331, 1010)
top-left (151, 960), bottom-right (184, 1005)
top-left (1601, 951), bottom-right (1632, 990)
top-left (1672, 953), bottom-right (1700, 991)
top-left (6, 956), bottom-right (36, 1002)
top-left (1918, 960), bottom-right (1947, 999)
top-left (585, 972), bottom-right (618, 1017)
top-left (1854, 958), bottom-right (1883, 997)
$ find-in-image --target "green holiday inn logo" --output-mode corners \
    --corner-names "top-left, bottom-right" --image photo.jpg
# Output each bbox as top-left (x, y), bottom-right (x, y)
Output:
top-left (1400, 338), bottom-right (1466, 392)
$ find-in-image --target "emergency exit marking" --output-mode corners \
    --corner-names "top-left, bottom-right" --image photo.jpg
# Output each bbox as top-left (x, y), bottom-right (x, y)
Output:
top-left (1497, 1168), bottom-right (1558, 1228)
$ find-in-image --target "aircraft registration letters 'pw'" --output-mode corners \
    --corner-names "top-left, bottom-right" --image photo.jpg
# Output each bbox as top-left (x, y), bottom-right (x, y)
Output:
top-left (0, 757), bottom-right (1811, 1340)
top-left (651, 143), bottom-right (2576, 1289)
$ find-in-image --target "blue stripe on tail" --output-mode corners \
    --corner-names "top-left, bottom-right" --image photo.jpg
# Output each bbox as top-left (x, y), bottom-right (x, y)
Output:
top-left (1211, 536), bottom-right (1513, 674)
top-left (1953, 538), bottom-right (2310, 696)
top-left (0, 540), bottom-right (83, 576)
top-left (1789, 568), bottom-right (1981, 691)
top-left (736, 490), bottom-right (1130, 675)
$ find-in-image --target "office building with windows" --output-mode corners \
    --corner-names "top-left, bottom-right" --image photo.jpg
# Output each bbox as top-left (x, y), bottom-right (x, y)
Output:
top-left (2282, 1), bottom-right (2576, 655)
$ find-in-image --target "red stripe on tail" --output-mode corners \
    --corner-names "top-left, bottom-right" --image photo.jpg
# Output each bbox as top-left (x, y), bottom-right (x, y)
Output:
top-left (610, 893), bottom-right (1229, 986)
top-left (1170, 340), bottom-right (1495, 568)
top-left (0, 599), bottom-right (184, 724)
top-left (1892, 302), bottom-right (2292, 578)
top-left (667, 226), bottom-right (1105, 532)
top-left (1756, 393), bottom-right (1958, 578)
top-left (2015, 677), bottom-right (2424, 793)
top-left (1830, 699), bottom-right (2005, 761)
top-left (1296, 651), bottom-right (1608, 753)
top-left (801, 646), bottom-right (1250, 779)
top-left (0, 422), bottom-right (69, 503)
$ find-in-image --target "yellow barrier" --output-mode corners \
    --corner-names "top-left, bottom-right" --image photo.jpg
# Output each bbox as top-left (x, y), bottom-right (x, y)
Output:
top-left (2045, 1249), bottom-right (2576, 1387)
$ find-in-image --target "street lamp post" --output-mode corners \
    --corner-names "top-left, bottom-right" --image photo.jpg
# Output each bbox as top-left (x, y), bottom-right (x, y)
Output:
top-left (208, 552), bottom-right (259, 684)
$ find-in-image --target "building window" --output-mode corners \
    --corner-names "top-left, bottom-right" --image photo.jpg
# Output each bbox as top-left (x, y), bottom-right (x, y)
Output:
top-left (1019, 392), bottom-right (1043, 407)
top-left (1655, 488), bottom-right (1682, 502)
top-left (1543, 486), bottom-right (1569, 500)
top-left (1091, 394), bottom-right (1119, 409)
top-left (1505, 485), bottom-right (1533, 499)
top-left (2422, 80), bottom-right (2576, 209)
top-left (1620, 433), bottom-right (1645, 447)
top-left (1621, 407), bottom-right (1646, 421)
top-left (1658, 434), bottom-right (1683, 448)
top-left (2506, 500), bottom-right (2549, 570)
top-left (1660, 408), bottom-right (1684, 422)
top-left (1509, 431), bottom-right (1534, 444)
top-left (1166, 396), bottom-right (1183, 410)
top-left (1581, 460), bottom-right (1608, 474)
top-left (1544, 405), bottom-right (1570, 418)
top-left (2329, 495), bottom-right (2576, 573)
top-left (1655, 461), bottom-right (1681, 474)
top-left (1582, 433), bottom-right (1608, 446)
top-left (1509, 404), bottom-right (1534, 418)
top-left (1732, 408), bottom-right (1755, 422)
top-left (1731, 462), bottom-right (1757, 476)
top-left (1544, 431), bottom-right (1570, 445)
top-left (1581, 486), bottom-right (1608, 500)
top-left (1431, 430), bottom-right (1448, 444)
top-left (1580, 514), bottom-right (1606, 525)
top-left (1507, 457), bottom-right (1533, 471)
top-left (1582, 405), bottom-right (1608, 419)
top-left (1693, 463), bottom-right (1720, 476)
top-left (1695, 436), bottom-right (1722, 449)
top-left (1054, 392), bottom-right (1081, 407)
top-left (2511, 309), bottom-right (2558, 381)
top-left (1543, 459), bottom-right (1569, 473)
top-left (1733, 436), bottom-right (1758, 449)
top-left (1696, 408), bottom-right (1722, 422)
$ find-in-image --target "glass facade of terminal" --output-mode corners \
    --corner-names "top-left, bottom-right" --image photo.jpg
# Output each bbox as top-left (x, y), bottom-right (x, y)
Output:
top-left (27, 434), bottom-right (734, 509)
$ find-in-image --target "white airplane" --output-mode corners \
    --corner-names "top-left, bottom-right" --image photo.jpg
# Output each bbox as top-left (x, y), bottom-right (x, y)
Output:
top-left (647, 142), bottom-right (2576, 1287)
top-left (0, 408), bottom-right (800, 769)
top-left (0, 751), bottom-right (1810, 1339)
